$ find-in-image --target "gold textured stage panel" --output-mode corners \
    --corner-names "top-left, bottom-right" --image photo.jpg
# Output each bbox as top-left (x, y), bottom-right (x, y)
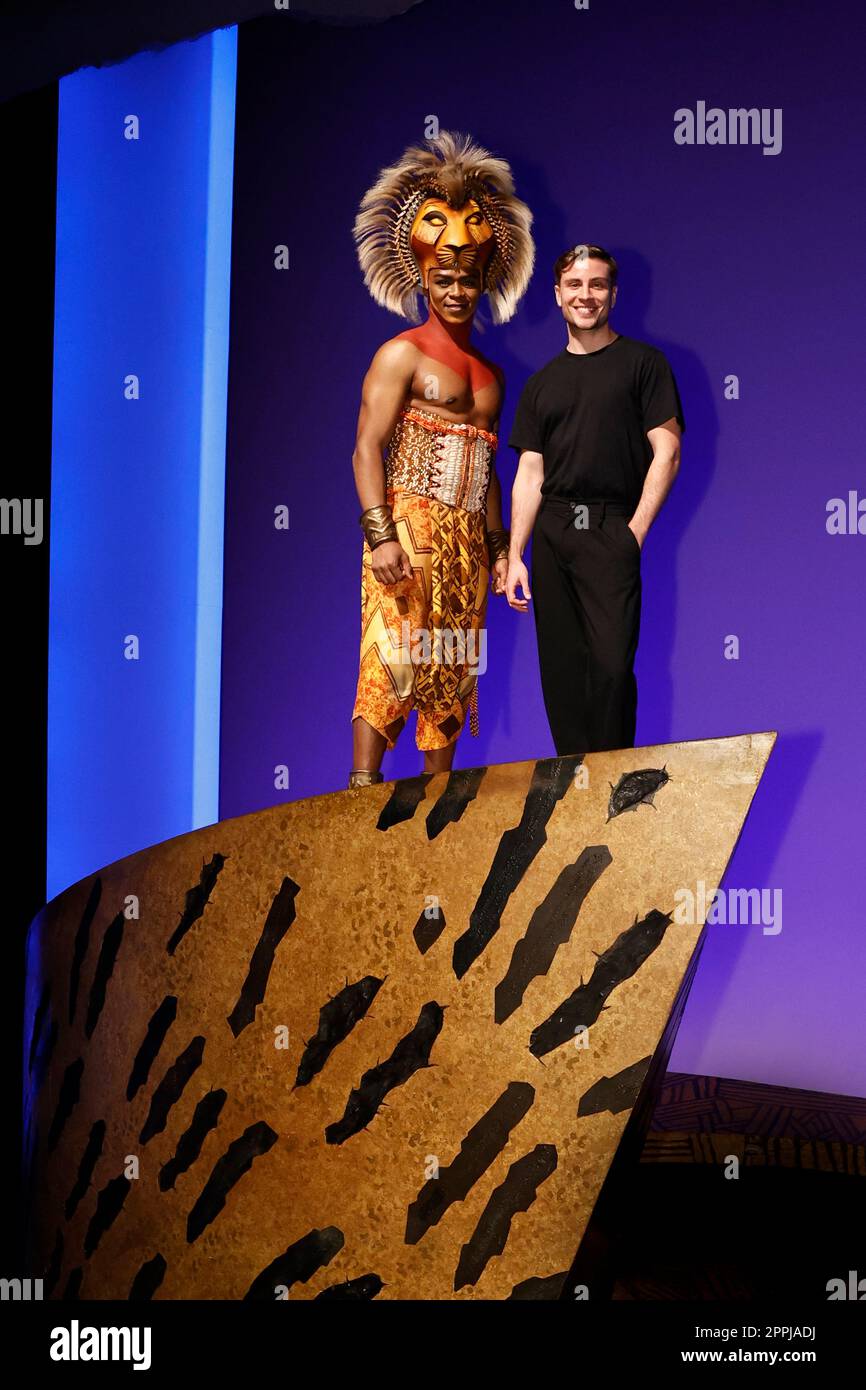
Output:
top-left (23, 733), bottom-right (775, 1300)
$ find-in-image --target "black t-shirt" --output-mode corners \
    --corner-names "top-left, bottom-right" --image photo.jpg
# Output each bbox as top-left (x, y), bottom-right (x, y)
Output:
top-left (508, 334), bottom-right (685, 509)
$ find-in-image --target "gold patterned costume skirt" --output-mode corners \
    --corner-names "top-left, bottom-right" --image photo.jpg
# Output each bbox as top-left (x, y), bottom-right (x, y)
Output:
top-left (352, 407), bottom-right (495, 751)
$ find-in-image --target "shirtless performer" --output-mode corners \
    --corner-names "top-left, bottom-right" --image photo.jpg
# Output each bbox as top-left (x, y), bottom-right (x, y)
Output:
top-left (348, 132), bottom-right (534, 787)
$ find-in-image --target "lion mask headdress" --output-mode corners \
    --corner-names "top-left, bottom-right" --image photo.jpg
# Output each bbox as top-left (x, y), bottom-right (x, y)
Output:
top-left (354, 130), bottom-right (535, 325)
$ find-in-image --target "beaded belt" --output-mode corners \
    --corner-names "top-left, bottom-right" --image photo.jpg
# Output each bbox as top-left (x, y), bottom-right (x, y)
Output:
top-left (385, 406), bottom-right (497, 513)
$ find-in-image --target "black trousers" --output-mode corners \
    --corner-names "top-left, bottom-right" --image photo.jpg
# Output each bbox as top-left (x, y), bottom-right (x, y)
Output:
top-left (531, 496), bottom-right (642, 755)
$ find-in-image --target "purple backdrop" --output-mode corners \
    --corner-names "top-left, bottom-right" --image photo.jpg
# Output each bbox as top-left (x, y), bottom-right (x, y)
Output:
top-left (219, 0), bottom-right (866, 1097)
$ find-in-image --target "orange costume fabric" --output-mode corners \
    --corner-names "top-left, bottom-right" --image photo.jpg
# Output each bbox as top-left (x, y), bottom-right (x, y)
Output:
top-left (352, 406), bottom-right (496, 750)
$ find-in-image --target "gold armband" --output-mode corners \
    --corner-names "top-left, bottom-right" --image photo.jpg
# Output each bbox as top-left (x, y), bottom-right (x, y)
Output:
top-left (486, 527), bottom-right (511, 565)
top-left (360, 504), bottom-right (399, 550)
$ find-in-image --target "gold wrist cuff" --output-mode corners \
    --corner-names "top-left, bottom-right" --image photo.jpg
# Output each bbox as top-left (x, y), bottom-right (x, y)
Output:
top-left (486, 527), bottom-right (511, 564)
top-left (360, 504), bottom-right (399, 550)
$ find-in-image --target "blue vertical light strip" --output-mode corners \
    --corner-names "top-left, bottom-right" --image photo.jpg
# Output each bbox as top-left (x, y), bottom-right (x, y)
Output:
top-left (47, 30), bottom-right (237, 901)
top-left (194, 28), bottom-right (236, 827)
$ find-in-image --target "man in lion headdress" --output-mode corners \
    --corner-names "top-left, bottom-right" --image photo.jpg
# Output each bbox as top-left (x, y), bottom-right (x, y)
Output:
top-left (348, 130), bottom-right (534, 787)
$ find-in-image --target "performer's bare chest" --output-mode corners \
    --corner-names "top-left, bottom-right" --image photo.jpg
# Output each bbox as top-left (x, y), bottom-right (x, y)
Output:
top-left (408, 353), bottom-right (501, 429)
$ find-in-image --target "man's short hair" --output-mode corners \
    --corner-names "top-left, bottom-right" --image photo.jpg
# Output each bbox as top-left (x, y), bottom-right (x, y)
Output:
top-left (554, 244), bottom-right (618, 288)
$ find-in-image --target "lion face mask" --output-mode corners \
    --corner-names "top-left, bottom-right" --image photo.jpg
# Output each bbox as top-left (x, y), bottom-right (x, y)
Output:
top-left (408, 195), bottom-right (496, 290)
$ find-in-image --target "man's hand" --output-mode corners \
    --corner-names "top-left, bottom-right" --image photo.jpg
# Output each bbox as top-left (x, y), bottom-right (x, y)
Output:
top-left (491, 557), bottom-right (508, 595)
top-left (506, 557), bottom-right (531, 611)
top-left (371, 540), bottom-right (413, 585)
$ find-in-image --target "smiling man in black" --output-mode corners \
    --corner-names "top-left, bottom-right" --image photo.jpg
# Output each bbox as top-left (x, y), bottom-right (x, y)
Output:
top-left (506, 244), bottom-right (684, 754)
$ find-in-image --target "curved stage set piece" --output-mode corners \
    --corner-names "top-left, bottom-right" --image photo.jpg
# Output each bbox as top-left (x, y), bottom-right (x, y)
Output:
top-left (23, 732), bottom-right (774, 1301)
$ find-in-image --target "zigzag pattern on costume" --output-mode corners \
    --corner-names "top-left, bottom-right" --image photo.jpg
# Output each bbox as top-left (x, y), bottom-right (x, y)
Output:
top-left (414, 502), bottom-right (483, 716)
